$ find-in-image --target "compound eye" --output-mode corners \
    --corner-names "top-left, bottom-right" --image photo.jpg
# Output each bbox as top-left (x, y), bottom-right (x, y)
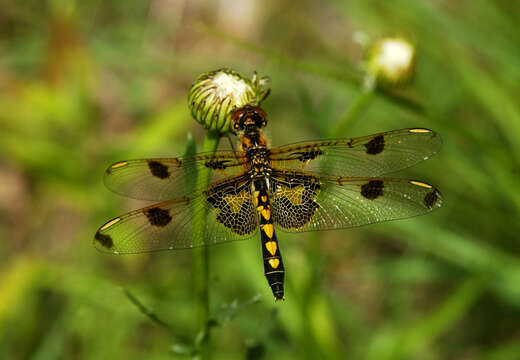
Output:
top-left (231, 108), bottom-right (247, 130)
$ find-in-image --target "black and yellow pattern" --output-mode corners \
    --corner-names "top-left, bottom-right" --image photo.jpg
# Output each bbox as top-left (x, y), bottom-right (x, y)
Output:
top-left (253, 179), bottom-right (285, 300)
top-left (95, 105), bottom-right (443, 301)
top-left (270, 173), bottom-right (320, 230)
top-left (205, 177), bottom-right (257, 236)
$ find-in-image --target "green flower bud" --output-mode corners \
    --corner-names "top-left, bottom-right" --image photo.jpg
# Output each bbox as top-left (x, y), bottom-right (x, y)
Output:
top-left (365, 37), bottom-right (416, 87)
top-left (188, 68), bottom-right (270, 134)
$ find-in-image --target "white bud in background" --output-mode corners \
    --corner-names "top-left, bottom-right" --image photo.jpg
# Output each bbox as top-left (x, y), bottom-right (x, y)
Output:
top-left (365, 37), bottom-right (416, 87)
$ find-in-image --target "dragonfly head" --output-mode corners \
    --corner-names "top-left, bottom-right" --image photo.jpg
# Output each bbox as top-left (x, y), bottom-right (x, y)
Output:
top-left (232, 105), bottom-right (267, 134)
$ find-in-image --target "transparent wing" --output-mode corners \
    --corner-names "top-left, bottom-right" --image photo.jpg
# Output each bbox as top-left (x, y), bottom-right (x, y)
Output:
top-left (104, 151), bottom-right (248, 201)
top-left (94, 176), bottom-right (258, 253)
top-left (269, 128), bottom-right (441, 177)
top-left (270, 172), bottom-right (442, 232)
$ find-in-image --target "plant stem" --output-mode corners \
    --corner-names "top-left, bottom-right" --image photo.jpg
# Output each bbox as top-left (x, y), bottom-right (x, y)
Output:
top-left (192, 131), bottom-right (220, 359)
top-left (123, 288), bottom-right (173, 331)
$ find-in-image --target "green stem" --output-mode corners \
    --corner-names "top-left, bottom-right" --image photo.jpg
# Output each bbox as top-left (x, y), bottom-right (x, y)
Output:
top-left (123, 288), bottom-right (173, 331)
top-left (192, 131), bottom-right (220, 359)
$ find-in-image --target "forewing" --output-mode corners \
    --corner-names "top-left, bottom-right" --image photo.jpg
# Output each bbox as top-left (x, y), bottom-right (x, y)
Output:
top-left (104, 151), bottom-right (247, 201)
top-left (94, 176), bottom-right (258, 253)
top-left (269, 128), bottom-right (441, 177)
top-left (270, 172), bottom-right (442, 232)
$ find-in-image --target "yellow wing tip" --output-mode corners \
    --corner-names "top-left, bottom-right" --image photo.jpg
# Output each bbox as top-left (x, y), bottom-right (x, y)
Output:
top-left (111, 161), bottom-right (128, 169)
top-left (100, 217), bottom-right (121, 230)
top-left (409, 180), bottom-right (433, 189)
top-left (408, 128), bottom-right (432, 133)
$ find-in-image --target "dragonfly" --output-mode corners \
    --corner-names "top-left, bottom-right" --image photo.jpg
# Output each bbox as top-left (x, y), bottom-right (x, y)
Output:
top-left (94, 105), bottom-right (442, 300)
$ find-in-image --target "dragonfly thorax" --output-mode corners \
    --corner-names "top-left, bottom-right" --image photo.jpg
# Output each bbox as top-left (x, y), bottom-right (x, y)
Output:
top-left (245, 145), bottom-right (272, 179)
top-left (249, 162), bottom-right (272, 179)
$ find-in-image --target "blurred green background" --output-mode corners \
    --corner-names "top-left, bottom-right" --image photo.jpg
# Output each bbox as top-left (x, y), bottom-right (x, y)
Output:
top-left (1, 0), bottom-right (520, 359)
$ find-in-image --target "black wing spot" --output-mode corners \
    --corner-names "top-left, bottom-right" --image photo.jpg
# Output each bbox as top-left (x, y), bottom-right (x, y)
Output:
top-left (364, 135), bottom-right (385, 155)
top-left (95, 231), bottom-right (113, 249)
top-left (148, 160), bottom-right (170, 179)
top-left (145, 207), bottom-right (172, 227)
top-left (424, 190), bottom-right (440, 209)
top-left (293, 149), bottom-right (324, 162)
top-left (205, 159), bottom-right (230, 170)
top-left (361, 180), bottom-right (384, 199)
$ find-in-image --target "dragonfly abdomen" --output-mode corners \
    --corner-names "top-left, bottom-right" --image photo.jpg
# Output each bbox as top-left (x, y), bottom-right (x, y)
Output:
top-left (253, 178), bottom-right (285, 301)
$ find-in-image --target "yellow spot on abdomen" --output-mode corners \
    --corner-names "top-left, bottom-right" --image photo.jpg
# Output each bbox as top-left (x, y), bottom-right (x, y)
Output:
top-left (100, 217), bottom-right (121, 230)
top-left (262, 223), bottom-right (274, 239)
top-left (268, 258), bottom-right (280, 269)
top-left (261, 195), bottom-right (267, 203)
top-left (265, 241), bottom-right (277, 256)
top-left (261, 208), bottom-right (271, 220)
top-left (409, 128), bottom-right (431, 133)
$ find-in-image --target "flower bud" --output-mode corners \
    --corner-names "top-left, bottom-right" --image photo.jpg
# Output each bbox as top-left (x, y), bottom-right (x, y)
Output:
top-left (188, 68), bottom-right (270, 134)
top-left (365, 37), bottom-right (416, 87)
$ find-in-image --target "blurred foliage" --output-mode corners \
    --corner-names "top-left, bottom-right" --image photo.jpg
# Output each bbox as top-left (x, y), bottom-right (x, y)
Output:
top-left (1, 0), bottom-right (520, 359)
